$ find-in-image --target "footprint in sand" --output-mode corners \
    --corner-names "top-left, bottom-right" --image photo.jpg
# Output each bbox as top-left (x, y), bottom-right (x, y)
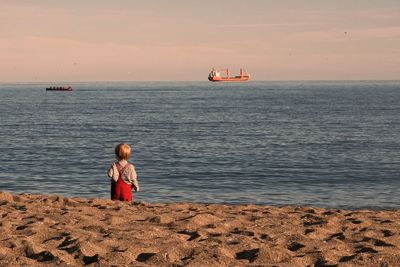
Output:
top-left (259, 233), bottom-right (271, 241)
top-left (112, 247), bottom-right (127, 252)
top-left (24, 241), bottom-right (57, 263)
top-left (288, 242), bottom-right (305, 252)
top-left (178, 230), bottom-right (201, 241)
top-left (235, 248), bottom-right (259, 263)
top-left (322, 210), bottom-right (336, 216)
top-left (304, 229), bottom-right (315, 235)
top-left (382, 229), bottom-right (395, 237)
top-left (373, 239), bottom-right (394, 247)
top-left (339, 254), bottom-right (357, 262)
top-left (355, 245), bottom-right (378, 254)
top-left (15, 224), bottom-right (36, 236)
top-left (57, 235), bottom-right (80, 254)
top-left (329, 232), bottom-right (345, 241)
top-left (205, 223), bottom-right (217, 228)
top-left (347, 218), bottom-right (363, 224)
top-left (3, 239), bottom-right (16, 249)
top-left (230, 228), bottom-right (255, 237)
top-left (82, 254), bottom-right (99, 265)
top-left (13, 204), bottom-right (27, 212)
top-left (147, 216), bottom-right (162, 223)
top-left (136, 252), bottom-right (157, 262)
top-left (26, 250), bottom-right (57, 263)
top-left (305, 209), bottom-right (316, 214)
top-left (16, 225), bottom-right (29, 231)
top-left (362, 237), bottom-right (395, 247)
top-left (44, 232), bottom-right (69, 243)
top-left (301, 214), bottom-right (327, 227)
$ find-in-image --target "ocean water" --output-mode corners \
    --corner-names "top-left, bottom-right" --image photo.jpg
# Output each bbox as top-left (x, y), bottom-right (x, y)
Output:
top-left (0, 81), bottom-right (399, 209)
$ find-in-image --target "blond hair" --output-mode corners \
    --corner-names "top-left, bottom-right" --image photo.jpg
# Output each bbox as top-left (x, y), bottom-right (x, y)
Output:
top-left (115, 143), bottom-right (131, 160)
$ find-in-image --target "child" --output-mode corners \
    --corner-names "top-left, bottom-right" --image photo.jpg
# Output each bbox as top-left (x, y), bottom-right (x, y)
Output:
top-left (107, 143), bottom-right (139, 201)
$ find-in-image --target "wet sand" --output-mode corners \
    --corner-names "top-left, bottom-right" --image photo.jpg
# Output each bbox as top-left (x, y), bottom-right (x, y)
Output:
top-left (0, 191), bottom-right (399, 266)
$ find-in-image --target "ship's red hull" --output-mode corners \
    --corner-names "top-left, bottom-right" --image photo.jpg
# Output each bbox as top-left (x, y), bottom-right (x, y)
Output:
top-left (208, 76), bottom-right (250, 82)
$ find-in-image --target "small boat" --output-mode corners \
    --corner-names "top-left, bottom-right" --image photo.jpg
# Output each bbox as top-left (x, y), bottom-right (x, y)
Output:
top-left (46, 86), bottom-right (73, 91)
top-left (208, 68), bottom-right (250, 82)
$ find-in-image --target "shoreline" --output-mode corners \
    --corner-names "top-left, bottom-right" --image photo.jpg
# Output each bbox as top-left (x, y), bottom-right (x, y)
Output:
top-left (1, 191), bottom-right (399, 266)
top-left (2, 191), bottom-right (398, 212)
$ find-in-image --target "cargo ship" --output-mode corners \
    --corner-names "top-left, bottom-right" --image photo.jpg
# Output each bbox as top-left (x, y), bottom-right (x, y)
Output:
top-left (46, 86), bottom-right (73, 91)
top-left (208, 68), bottom-right (250, 82)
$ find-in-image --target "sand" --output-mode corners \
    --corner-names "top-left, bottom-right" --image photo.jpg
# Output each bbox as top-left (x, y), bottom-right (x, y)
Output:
top-left (0, 191), bottom-right (399, 266)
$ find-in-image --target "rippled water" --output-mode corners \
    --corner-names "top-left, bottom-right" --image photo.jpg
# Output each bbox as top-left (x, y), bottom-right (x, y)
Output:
top-left (0, 81), bottom-right (399, 209)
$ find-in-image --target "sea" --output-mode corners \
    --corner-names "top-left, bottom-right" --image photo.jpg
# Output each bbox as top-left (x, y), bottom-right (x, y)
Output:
top-left (0, 81), bottom-right (399, 210)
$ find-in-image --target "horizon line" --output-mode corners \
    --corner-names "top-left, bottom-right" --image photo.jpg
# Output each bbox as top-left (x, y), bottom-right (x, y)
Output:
top-left (1, 79), bottom-right (400, 84)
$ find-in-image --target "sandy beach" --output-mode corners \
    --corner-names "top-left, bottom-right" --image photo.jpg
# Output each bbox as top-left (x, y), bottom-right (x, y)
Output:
top-left (0, 191), bottom-right (399, 266)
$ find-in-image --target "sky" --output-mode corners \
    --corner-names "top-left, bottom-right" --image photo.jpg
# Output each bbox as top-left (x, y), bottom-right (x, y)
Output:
top-left (0, 0), bottom-right (399, 81)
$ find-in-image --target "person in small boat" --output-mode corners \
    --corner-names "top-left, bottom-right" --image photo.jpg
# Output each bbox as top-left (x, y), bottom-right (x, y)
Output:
top-left (107, 143), bottom-right (139, 202)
